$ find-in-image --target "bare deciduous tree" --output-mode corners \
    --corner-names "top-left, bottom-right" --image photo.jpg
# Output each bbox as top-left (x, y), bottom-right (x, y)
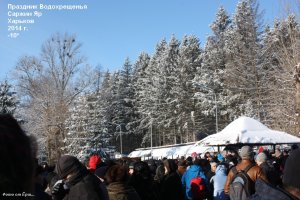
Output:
top-left (13, 33), bottom-right (95, 164)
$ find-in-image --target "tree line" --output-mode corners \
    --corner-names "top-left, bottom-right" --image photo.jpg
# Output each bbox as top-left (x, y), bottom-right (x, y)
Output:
top-left (1, 0), bottom-right (300, 164)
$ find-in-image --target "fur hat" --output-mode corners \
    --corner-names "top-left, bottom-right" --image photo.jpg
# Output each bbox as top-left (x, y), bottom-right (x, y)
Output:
top-left (282, 148), bottom-right (300, 188)
top-left (239, 146), bottom-right (253, 159)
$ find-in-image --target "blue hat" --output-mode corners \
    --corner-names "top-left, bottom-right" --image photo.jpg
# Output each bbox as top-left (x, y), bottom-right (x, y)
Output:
top-left (217, 153), bottom-right (224, 162)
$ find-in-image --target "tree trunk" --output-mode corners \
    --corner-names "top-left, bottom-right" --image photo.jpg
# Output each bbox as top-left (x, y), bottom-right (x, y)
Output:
top-left (295, 63), bottom-right (300, 135)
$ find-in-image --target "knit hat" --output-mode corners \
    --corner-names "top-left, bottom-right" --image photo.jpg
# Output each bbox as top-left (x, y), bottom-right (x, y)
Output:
top-left (88, 155), bottom-right (101, 172)
top-left (239, 146), bottom-right (253, 159)
top-left (191, 152), bottom-right (197, 157)
top-left (283, 148), bottom-right (300, 188)
top-left (255, 152), bottom-right (267, 162)
top-left (258, 146), bottom-right (264, 153)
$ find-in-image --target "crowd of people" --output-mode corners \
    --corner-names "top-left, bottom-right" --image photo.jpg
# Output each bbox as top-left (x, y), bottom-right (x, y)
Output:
top-left (1, 114), bottom-right (300, 200)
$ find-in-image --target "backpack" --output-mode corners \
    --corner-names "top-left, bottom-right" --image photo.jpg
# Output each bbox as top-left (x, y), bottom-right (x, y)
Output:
top-left (229, 164), bottom-right (255, 200)
top-left (190, 170), bottom-right (208, 200)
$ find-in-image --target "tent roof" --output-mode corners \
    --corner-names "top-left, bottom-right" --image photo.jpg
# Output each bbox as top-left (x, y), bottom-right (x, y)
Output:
top-left (199, 116), bottom-right (300, 146)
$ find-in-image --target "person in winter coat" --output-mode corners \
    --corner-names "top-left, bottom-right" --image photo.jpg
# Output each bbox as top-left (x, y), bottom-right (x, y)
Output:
top-left (128, 161), bottom-right (160, 200)
top-left (177, 160), bottom-right (187, 178)
top-left (249, 148), bottom-right (300, 200)
top-left (152, 165), bottom-right (165, 200)
top-left (52, 155), bottom-right (108, 200)
top-left (206, 162), bottom-right (217, 200)
top-left (224, 146), bottom-right (267, 196)
top-left (181, 159), bottom-right (208, 200)
top-left (0, 114), bottom-right (35, 198)
top-left (161, 159), bottom-right (184, 200)
top-left (105, 164), bottom-right (141, 200)
top-left (210, 164), bottom-right (229, 200)
top-left (255, 152), bottom-right (281, 186)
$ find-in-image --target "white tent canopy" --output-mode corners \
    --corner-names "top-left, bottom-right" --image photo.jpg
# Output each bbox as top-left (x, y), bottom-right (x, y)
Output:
top-left (185, 143), bottom-right (217, 155)
top-left (198, 116), bottom-right (300, 146)
top-left (128, 143), bottom-right (195, 159)
top-left (128, 143), bottom-right (217, 159)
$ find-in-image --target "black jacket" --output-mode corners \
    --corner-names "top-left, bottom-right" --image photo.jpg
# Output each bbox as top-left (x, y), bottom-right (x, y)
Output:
top-left (259, 162), bottom-right (281, 186)
top-left (161, 172), bottom-right (184, 200)
top-left (63, 173), bottom-right (107, 200)
top-left (249, 178), bottom-right (298, 200)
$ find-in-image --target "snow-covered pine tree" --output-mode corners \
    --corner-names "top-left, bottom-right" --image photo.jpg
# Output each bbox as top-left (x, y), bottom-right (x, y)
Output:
top-left (112, 58), bottom-right (136, 153)
top-left (178, 35), bottom-right (202, 141)
top-left (193, 6), bottom-right (239, 134)
top-left (65, 95), bottom-right (94, 161)
top-left (97, 71), bottom-right (116, 147)
top-left (224, 0), bottom-right (265, 119)
top-left (158, 36), bottom-right (181, 144)
top-left (141, 39), bottom-right (167, 146)
top-left (132, 52), bottom-right (151, 146)
top-left (0, 80), bottom-right (17, 114)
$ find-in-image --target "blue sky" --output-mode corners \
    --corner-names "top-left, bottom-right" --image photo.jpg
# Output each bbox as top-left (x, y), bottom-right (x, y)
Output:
top-left (0, 0), bottom-right (286, 81)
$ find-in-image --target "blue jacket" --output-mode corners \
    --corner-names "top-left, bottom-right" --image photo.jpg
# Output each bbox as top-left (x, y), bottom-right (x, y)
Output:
top-left (211, 165), bottom-right (229, 200)
top-left (181, 164), bottom-right (207, 200)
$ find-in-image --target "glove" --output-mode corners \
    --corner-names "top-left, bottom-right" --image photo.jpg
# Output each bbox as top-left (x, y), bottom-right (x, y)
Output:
top-left (51, 180), bottom-right (68, 200)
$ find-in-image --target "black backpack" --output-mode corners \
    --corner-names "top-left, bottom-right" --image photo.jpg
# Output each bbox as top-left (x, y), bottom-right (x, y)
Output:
top-left (229, 164), bottom-right (255, 200)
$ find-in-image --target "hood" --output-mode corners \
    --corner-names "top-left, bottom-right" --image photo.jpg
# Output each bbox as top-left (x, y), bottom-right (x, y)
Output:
top-left (55, 155), bottom-right (88, 185)
top-left (189, 164), bottom-right (202, 172)
top-left (215, 164), bottom-right (227, 176)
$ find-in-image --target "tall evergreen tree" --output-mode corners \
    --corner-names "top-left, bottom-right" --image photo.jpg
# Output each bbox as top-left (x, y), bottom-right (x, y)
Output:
top-left (112, 58), bottom-right (136, 153)
top-left (132, 52), bottom-right (151, 146)
top-left (160, 36), bottom-right (181, 144)
top-left (65, 95), bottom-right (93, 160)
top-left (142, 39), bottom-right (167, 146)
top-left (224, 0), bottom-right (264, 119)
top-left (0, 80), bottom-right (17, 114)
top-left (178, 35), bottom-right (202, 141)
top-left (194, 6), bottom-right (238, 134)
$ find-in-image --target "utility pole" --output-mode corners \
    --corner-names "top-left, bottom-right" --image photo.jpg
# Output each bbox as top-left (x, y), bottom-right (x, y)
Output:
top-left (213, 93), bottom-right (218, 133)
top-left (150, 122), bottom-right (153, 150)
top-left (116, 124), bottom-right (123, 155)
top-left (120, 126), bottom-right (122, 155)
